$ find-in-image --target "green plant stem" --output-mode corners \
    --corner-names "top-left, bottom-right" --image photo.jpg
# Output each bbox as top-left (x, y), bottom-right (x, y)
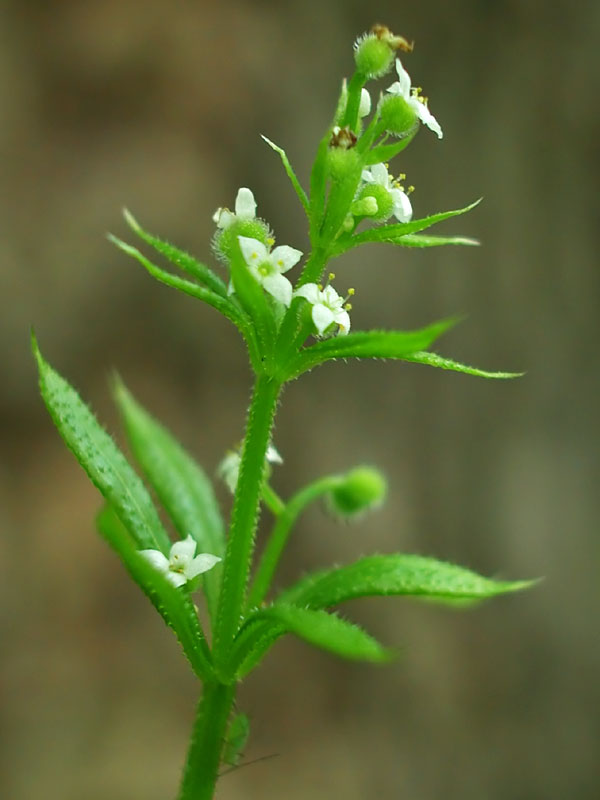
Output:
top-left (297, 246), bottom-right (330, 287)
top-left (212, 374), bottom-right (281, 670)
top-left (247, 474), bottom-right (343, 609)
top-left (262, 483), bottom-right (285, 516)
top-left (177, 682), bottom-right (236, 800)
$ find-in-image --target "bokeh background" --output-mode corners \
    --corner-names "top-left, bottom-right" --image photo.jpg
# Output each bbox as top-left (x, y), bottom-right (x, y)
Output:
top-left (2, 1), bottom-right (599, 798)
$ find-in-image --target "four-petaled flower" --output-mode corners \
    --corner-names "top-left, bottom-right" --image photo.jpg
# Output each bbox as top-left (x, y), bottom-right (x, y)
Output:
top-left (140, 536), bottom-right (221, 588)
top-left (238, 236), bottom-right (303, 307)
top-left (294, 283), bottom-right (351, 336)
top-left (213, 187), bottom-right (257, 229)
top-left (386, 58), bottom-right (443, 139)
top-left (361, 162), bottom-right (413, 223)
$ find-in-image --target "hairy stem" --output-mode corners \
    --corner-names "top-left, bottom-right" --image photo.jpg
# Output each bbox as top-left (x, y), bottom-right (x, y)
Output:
top-left (212, 374), bottom-right (281, 670)
top-left (177, 682), bottom-right (236, 800)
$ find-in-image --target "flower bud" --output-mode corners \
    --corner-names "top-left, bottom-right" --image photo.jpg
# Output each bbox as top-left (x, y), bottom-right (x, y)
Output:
top-left (326, 146), bottom-right (360, 182)
top-left (354, 25), bottom-right (414, 79)
top-left (214, 218), bottom-right (270, 263)
top-left (379, 94), bottom-right (419, 138)
top-left (328, 466), bottom-right (387, 518)
top-left (356, 183), bottom-right (394, 221)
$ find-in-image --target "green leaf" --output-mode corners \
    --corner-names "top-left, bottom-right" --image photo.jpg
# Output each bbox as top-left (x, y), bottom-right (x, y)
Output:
top-left (362, 128), bottom-right (418, 164)
top-left (108, 235), bottom-right (253, 338)
top-left (228, 617), bottom-right (285, 680)
top-left (240, 605), bottom-right (392, 665)
top-left (227, 238), bottom-right (277, 367)
top-left (279, 554), bottom-right (535, 609)
top-left (222, 712), bottom-right (250, 767)
top-left (392, 234), bottom-right (480, 248)
top-left (96, 505), bottom-right (214, 681)
top-left (261, 135), bottom-right (309, 214)
top-left (404, 351), bottom-right (523, 379)
top-left (332, 200), bottom-right (481, 255)
top-left (284, 317), bottom-right (459, 380)
top-left (32, 334), bottom-right (170, 553)
top-left (113, 378), bottom-right (225, 621)
top-left (122, 209), bottom-right (227, 296)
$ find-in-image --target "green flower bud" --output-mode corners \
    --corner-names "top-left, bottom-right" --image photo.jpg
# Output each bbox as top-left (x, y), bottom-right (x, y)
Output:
top-left (326, 146), bottom-right (360, 183)
top-left (379, 94), bottom-right (419, 138)
top-left (214, 218), bottom-right (270, 262)
top-left (356, 183), bottom-right (394, 221)
top-left (328, 466), bottom-right (387, 518)
top-left (354, 25), bottom-right (414, 79)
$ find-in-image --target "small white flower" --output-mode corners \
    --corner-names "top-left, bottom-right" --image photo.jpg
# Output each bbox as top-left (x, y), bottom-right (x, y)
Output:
top-left (386, 58), bottom-right (443, 139)
top-left (238, 236), bottom-right (302, 307)
top-left (294, 283), bottom-right (351, 336)
top-left (213, 187), bottom-right (257, 229)
top-left (219, 444), bottom-right (283, 494)
top-left (359, 88), bottom-right (371, 118)
top-left (140, 536), bottom-right (221, 588)
top-left (361, 163), bottom-right (413, 222)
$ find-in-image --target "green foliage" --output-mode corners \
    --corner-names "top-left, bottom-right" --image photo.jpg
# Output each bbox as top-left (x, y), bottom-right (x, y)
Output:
top-left (34, 26), bottom-right (534, 800)
top-left (32, 333), bottom-right (171, 554)
top-left (97, 505), bottom-right (214, 681)
top-left (113, 379), bottom-right (225, 621)
top-left (279, 554), bottom-right (535, 608)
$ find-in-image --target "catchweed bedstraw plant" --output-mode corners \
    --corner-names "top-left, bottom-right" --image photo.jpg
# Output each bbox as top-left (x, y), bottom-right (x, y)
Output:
top-left (33, 25), bottom-right (533, 799)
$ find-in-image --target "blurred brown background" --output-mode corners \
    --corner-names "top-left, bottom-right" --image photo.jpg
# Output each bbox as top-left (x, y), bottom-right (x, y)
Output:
top-left (1, 1), bottom-right (599, 798)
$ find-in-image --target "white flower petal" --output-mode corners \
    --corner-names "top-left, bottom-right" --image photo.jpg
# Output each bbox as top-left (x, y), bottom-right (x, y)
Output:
top-left (270, 245), bottom-right (303, 274)
top-left (139, 549), bottom-right (170, 574)
top-left (394, 59), bottom-right (412, 98)
top-left (170, 535), bottom-right (197, 566)
top-left (390, 188), bottom-right (413, 222)
top-left (361, 167), bottom-right (375, 183)
top-left (334, 309), bottom-right (351, 335)
top-left (359, 88), bottom-right (371, 118)
top-left (312, 303), bottom-right (336, 335)
top-left (218, 451), bottom-right (240, 493)
top-left (165, 571), bottom-right (188, 588)
top-left (370, 162), bottom-right (390, 187)
top-left (238, 236), bottom-right (268, 266)
top-left (415, 102), bottom-right (443, 139)
top-left (263, 273), bottom-right (293, 307)
top-left (294, 283), bottom-right (321, 304)
top-left (215, 208), bottom-right (235, 229)
top-left (234, 187), bottom-right (257, 219)
top-left (322, 285), bottom-right (344, 309)
top-left (186, 553), bottom-right (222, 579)
top-left (266, 444), bottom-right (283, 464)
top-left (386, 80), bottom-right (402, 97)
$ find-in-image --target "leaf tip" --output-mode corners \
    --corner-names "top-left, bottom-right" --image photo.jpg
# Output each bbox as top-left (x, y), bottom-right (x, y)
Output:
top-left (122, 207), bottom-right (141, 232)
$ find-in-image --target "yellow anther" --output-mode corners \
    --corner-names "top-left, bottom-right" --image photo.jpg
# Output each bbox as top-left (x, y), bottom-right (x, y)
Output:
top-left (398, 173), bottom-right (406, 181)
top-left (347, 288), bottom-right (355, 296)
top-left (407, 185), bottom-right (415, 195)
top-left (329, 272), bottom-right (336, 281)
top-left (344, 303), bottom-right (353, 311)
top-left (266, 237), bottom-right (275, 246)
top-left (317, 284), bottom-right (323, 291)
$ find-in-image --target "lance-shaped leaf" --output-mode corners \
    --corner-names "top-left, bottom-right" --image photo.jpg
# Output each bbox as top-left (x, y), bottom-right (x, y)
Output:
top-left (227, 238), bottom-right (277, 366)
top-left (404, 351), bottom-right (523, 379)
top-left (114, 379), bottom-right (225, 621)
top-left (261, 135), bottom-right (309, 214)
top-left (32, 334), bottom-right (171, 553)
top-left (279, 554), bottom-right (535, 609)
top-left (231, 605), bottom-right (392, 677)
top-left (332, 199), bottom-right (481, 256)
top-left (122, 209), bottom-right (227, 296)
top-left (392, 234), bottom-right (479, 248)
top-left (96, 505), bottom-right (214, 681)
top-left (108, 235), bottom-right (260, 371)
top-left (283, 317), bottom-right (459, 380)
